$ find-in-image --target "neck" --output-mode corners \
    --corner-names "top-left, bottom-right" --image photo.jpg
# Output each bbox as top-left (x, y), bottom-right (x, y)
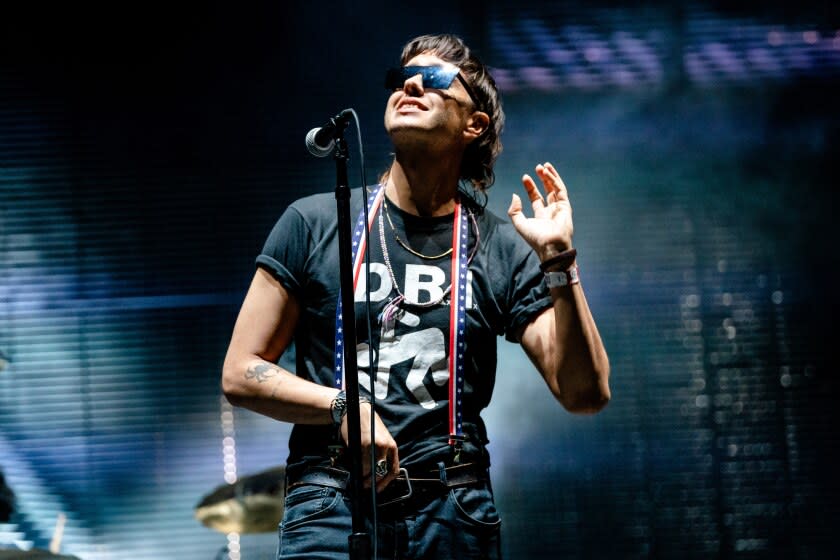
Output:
top-left (385, 148), bottom-right (462, 217)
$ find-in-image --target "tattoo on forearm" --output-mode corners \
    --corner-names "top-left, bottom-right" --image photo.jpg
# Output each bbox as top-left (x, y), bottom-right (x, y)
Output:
top-left (245, 363), bottom-right (280, 383)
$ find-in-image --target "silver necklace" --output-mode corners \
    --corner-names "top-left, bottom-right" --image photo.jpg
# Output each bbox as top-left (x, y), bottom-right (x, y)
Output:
top-left (377, 199), bottom-right (480, 329)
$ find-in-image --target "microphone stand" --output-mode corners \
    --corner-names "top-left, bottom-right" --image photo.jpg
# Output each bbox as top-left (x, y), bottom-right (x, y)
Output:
top-left (330, 123), bottom-right (371, 560)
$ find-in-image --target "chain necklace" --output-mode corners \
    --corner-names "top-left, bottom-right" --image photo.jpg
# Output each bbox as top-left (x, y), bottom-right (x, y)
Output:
top-left (383, 197), bottom-right (453, 260)
top-left (377, 197), bottom-right (480, 330)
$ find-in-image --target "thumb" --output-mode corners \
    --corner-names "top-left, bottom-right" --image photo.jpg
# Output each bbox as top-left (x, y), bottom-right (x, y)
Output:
top-left (508, 193), bottom-right (527, 232)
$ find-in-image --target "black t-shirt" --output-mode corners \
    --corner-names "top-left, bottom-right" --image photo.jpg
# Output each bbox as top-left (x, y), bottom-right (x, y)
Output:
top-left (256, 187), bottom-right (551, 469)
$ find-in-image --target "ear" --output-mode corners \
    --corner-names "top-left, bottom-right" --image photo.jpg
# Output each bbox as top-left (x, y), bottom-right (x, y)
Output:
top-left (463, 111), bottom-right (490, 142)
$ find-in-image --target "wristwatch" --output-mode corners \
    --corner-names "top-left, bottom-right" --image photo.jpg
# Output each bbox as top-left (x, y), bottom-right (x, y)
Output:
top-left (330, 390), bottom-right (348, 427)
top-left (545, 265), bottom-right (580, 288)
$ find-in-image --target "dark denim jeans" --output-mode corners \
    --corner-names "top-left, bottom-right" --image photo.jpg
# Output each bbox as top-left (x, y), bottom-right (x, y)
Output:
top-left (277, 476), bottom-right (502, 559)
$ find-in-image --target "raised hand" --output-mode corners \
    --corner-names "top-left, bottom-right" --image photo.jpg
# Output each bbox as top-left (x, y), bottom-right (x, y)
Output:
top-left (507, 162), bottom-right (574, 260)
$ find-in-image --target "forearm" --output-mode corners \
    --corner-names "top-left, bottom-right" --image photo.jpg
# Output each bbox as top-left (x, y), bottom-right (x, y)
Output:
top-left (222, 355), bottom-right (338, 425)
top-left (548, 282), bottom-right (611, 412)
top-left (222, 353), bottom-right (400, 486)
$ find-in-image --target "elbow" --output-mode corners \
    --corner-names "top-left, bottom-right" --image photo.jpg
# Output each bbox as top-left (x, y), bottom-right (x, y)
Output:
top-left (561, 387), bottom-right (610, 414)
top-left (221, 361), bottom-right (246, 407)
top-left (555, 363), bottom-right (611, 414)
top-left (221, 384), bottom-right (242, 408)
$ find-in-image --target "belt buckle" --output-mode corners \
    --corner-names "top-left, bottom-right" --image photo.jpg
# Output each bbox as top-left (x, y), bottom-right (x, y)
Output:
top-left (378, 468), bottom-right (412, 508)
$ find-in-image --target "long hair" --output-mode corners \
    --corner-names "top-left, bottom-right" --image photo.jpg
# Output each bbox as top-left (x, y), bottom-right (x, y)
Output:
top-left (400, 34), bottom-right (505, 192)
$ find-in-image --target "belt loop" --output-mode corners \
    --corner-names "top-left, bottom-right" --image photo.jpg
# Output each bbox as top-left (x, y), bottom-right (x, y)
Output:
top-left (437, 461), bottom-right (448, 486)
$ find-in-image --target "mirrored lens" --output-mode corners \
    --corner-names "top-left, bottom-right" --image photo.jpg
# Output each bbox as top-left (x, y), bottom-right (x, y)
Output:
top-left (384, 66), bottom-right (460, 90)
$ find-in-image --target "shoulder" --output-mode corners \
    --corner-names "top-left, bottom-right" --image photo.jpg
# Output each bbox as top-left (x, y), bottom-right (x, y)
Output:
top-left (278, 187), bottom-right (370, 234)
top-left (287, 187), bottom-right (369, 219)
top-left (286, 190), bottom-right (337, 220)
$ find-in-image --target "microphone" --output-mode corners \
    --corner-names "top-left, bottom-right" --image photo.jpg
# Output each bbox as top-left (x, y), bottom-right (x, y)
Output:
top-left (305, 109), bottom-right (353, 157)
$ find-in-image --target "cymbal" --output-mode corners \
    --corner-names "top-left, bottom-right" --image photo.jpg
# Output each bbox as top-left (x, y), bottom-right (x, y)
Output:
top-left (0, 550), bottom-right (80, 559)
top-left (194, 466), bottom-right (286, 534)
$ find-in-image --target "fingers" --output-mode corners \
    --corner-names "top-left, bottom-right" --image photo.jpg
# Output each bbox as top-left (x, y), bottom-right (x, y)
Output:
top-left (538, 162), bottom-right (568, 202)
top-left (347, 405), bottom-right (399, 491)
top-left (368, 441), bottom-right (399, 491)
top-left (521, 173), bottom-right (545, 211)
top-left (366, 419), bottom-right (399, 489)
top-left (525, 162), bottom-right (568, 203)
top-left (375, 443), bottom-right (400, 493)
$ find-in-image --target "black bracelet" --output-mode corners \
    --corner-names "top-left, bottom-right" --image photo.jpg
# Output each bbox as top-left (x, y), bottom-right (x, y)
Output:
top-left (539, 248), bottom-right (577, 273)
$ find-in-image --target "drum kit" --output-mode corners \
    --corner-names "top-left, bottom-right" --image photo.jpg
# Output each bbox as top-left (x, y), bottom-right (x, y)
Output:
top-left (194, 466), bottom-right (286, 534)
top-left (1, 466), bottom-right (287, 558)
top-left (0, 467), bottom-right (286, 559)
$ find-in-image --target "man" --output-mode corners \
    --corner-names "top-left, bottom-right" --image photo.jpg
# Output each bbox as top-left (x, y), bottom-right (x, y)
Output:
top-left (222, 33), bottom-right (609, 559)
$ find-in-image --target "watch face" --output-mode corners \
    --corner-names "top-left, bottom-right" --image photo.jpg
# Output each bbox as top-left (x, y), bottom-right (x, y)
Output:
top-left (545, 266), bottom-right (579, 288)
top-left (545, 271), bottom-right (568, 288)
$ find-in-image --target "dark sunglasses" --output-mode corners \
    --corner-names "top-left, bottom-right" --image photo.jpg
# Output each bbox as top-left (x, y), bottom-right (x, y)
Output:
top-left (384, 66), bottom-right (482, 110)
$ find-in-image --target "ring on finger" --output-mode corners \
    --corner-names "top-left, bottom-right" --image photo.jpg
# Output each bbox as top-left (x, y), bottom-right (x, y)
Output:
top-left (375, 459), bottom-right (389, 479)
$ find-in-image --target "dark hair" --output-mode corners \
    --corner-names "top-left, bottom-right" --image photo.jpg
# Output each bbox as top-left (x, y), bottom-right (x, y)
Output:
top-left (400, 34), bottom-right (505, 191)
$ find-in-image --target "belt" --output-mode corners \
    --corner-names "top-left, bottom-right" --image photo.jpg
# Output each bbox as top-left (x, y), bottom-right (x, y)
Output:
top-left (286, 462), bottom-right (488, 512)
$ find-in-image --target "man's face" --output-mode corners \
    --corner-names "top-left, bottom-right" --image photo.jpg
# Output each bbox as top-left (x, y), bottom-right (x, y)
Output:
top-left (383, 52), bottom-right (478, 149)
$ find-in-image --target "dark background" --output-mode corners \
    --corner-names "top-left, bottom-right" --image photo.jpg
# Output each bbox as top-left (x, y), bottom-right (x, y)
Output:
top-left (1, 1), bottom-right (838, 558)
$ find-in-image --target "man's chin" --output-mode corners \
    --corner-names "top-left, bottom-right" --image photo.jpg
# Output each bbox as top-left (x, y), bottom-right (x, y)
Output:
top-left (387, 125), bottom-right (435, 145)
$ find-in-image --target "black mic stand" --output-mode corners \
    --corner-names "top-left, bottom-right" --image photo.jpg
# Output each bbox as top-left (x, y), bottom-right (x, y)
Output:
top-left (330, 123), bottom-right (371, 560)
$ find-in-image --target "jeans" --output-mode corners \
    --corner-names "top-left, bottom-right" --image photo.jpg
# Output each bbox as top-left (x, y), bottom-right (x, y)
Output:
top-left (277, 473), bottom-right (502, 559)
